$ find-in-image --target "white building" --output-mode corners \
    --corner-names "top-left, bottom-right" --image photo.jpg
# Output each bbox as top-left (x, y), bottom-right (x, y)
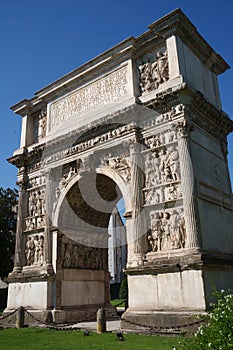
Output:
top-left (108, 208), bottom-right (127, 284)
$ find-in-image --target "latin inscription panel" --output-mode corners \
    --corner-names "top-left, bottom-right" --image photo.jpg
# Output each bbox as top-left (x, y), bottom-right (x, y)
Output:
top-left (49, 65), bottom-right (128, 131)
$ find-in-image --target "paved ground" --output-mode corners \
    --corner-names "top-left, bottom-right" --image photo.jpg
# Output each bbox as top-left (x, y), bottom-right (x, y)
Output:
top-left (73, 319), bottom-right (121, 332)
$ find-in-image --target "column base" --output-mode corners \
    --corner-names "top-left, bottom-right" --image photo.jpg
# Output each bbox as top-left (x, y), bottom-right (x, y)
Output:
top-left (121, 309), bottom-right (204, 335)
top-left (10, 267), bottom-right (23, 275)
top-left (128, 254), bottom-right (144, 267)
top-left (2, 309), bottom-right (53, 326)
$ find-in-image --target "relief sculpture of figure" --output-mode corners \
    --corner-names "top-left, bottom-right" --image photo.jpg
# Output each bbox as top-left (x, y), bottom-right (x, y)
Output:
top-left (178, 209), bottom-right (186, 248)
top-left (161, 211), bottom-right (171, 250)
top-left (170, 210), bottom-right (180, 249)
top-left (165, 183), bottom-right (178, 201)
top-left (38, 112), bottom-right (47, 140)
top-left (139, 61), bottom-right (152, 92)
top-left (159, 147), bottom-right (179, 183)
top-left (145, 154), bottom-right (155, 187)
top-left (36, 191), bottom-right (43, 215)
top-left (59, 166), bottom-right (77, 189)
top-left (25, 236), bottom-right (35, 266)
top-left (148, 213), bottom-right (162, 252)
top-left (29, 192), bottom-right (37, 217)
top-left (34, 235), bottom-right (40, 264)
top-left (102, 154), bottom-right (131, 182)
top-left (139, 51), bottom-right (169, 93)
top-left (62, 243), bottom-right (73, 268)
top-left (148, 209), bottom-right (185, 253)
top-left (39, 235), bottom-right (44, 265)
top-left (151, 51), bottom-right (169, 88)
top-left (159, 150), bottom-right (173, 182)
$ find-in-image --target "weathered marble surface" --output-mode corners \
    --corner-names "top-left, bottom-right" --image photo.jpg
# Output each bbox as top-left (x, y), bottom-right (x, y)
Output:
top-left (5, 9), bottom-right (233, 331)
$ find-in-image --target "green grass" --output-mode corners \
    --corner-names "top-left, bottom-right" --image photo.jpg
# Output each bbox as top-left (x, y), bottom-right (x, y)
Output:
top-left (0, 327), bottom-right (189, 350)
top-left (110, 299), bottom-right (125, 308)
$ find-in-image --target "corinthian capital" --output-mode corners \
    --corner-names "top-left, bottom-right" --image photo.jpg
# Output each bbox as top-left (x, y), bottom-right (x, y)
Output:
top-left (173, 119), bottom-right (194, 138)
top-left (16, 174), bottom-right (28, 190)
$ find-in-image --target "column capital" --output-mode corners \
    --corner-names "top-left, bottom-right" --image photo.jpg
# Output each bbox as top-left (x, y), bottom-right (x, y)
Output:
top-left (173, 119), bottom-right (194, 138)
top-left (16, 175), bottom-right (28, 191)
top-left (43, 168), bottom-right (53, 180)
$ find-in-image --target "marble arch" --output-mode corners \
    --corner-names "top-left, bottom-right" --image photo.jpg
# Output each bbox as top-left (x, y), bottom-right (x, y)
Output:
top-left (5, 9), bottom-right (233, 331)
top-left (52, 165), bottom-right (132, 229)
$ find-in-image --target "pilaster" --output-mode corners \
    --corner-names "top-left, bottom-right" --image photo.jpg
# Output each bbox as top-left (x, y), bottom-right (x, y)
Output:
top-left (11, 173), bottom-right (28, 274)
top-left (129, 140), bottom-right (145, 266)
top-left (175, 120), bottom-right (200, 249)
top-left (44, 170), bottom-right (55, 275)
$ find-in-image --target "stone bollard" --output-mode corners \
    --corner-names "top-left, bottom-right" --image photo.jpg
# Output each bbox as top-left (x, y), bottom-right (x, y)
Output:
top-left (16, 306), bottom-right (25, 328)
top-left (96, 307), bottom-right (106, 334)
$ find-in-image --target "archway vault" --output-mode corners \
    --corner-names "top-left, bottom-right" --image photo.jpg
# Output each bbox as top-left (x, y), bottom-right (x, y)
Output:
top-left (53, 166), bottom-right (132, 230)
top-left (56, 172), bottom-right (124, 247)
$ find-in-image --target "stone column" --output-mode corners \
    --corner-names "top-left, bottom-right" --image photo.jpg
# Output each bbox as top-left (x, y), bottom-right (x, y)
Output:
top-left (129, 141), bottom-right (145, 266)
top-left (12, 175), bottom-right (28, 274)
top-left (175, 120), bottom-right (199, 249)
top-left (44, 170), bottom-right (55, 274)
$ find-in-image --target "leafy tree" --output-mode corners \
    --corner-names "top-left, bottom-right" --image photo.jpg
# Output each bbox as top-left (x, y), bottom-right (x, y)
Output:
top-left (0, 187), bottom-right (18, 278)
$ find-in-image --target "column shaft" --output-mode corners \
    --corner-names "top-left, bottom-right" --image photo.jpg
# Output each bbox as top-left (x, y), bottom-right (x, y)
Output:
top-left (130, 144), bottom-right (145, 263)
top-left (176, 121), bottom-right (199, 249)
top-left (12, 178), bottom-right (27, 273)
top-left (44, 171), bottom-right (54, 273)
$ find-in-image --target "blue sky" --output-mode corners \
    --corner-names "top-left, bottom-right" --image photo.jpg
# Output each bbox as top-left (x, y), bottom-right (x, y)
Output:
top-left (1, 0), bottom-right (233, 189)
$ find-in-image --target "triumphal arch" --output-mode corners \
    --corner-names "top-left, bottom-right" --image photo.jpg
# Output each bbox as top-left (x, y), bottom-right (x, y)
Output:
top-left (5, 9), bottom-right (233, 330)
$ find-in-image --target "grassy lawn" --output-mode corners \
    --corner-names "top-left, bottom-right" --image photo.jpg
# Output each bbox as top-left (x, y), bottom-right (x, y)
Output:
top-left (111, 299), bottom-right (126, 308)
top-left (0, 327), bottom-right (189, 350)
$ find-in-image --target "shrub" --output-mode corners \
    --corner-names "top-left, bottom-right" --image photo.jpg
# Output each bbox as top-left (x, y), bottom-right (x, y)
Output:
top-left (119, 278), bottom-right (128, 300)
top-left (179, 289), bottom-right (233, 349)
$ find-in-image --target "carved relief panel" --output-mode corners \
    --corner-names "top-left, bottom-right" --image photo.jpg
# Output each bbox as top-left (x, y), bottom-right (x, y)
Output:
top-left (147, 208), bottom-right (186, 254)
top-left (59, 235), bottom-right (107, 270)
top-left (25, 233), bottom-right (45, 267)
top-left (143, 128), bottom-right (181, 207)
top-left (138, 49), bottom-right (169, 94)
top-left (142, 124), bottom-right (186, 256)
top-left (100, 152), bottom-right (131, 182)
top-left (25, 175), bottom-right (46, 231)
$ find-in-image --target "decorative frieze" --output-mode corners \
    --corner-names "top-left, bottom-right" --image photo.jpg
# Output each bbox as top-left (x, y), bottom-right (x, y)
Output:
top-left (144, 182), bottom-right (182, 206)
top-left (28, 175), bottom-right (46, 189)
top-left (144, 127), bottom-right (178, 148)
top-left (26, 123), bottom-right (137, 174)
top-left (50, 66), bottom-right (128, 130)
top-left (25, 215), bottom-right (45, 231)
top-left (60, 236), bottom-right (107, 270)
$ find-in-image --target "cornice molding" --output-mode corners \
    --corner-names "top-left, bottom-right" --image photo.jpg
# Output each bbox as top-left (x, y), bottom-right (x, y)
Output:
top-left (189, 91), bottom-right (233, 136)
top-left (147, 9), bottom-right (229, 75)
top-left (141, 84), bottom-right (233, 138)
top-left (11, 9), bottom-right (229, 117)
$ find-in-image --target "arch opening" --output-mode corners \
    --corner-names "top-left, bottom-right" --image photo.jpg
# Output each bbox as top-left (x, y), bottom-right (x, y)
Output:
top-left (54, 172), bottom-right (127, 321)
top-left (58, 172), bottom-right (123, 247)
